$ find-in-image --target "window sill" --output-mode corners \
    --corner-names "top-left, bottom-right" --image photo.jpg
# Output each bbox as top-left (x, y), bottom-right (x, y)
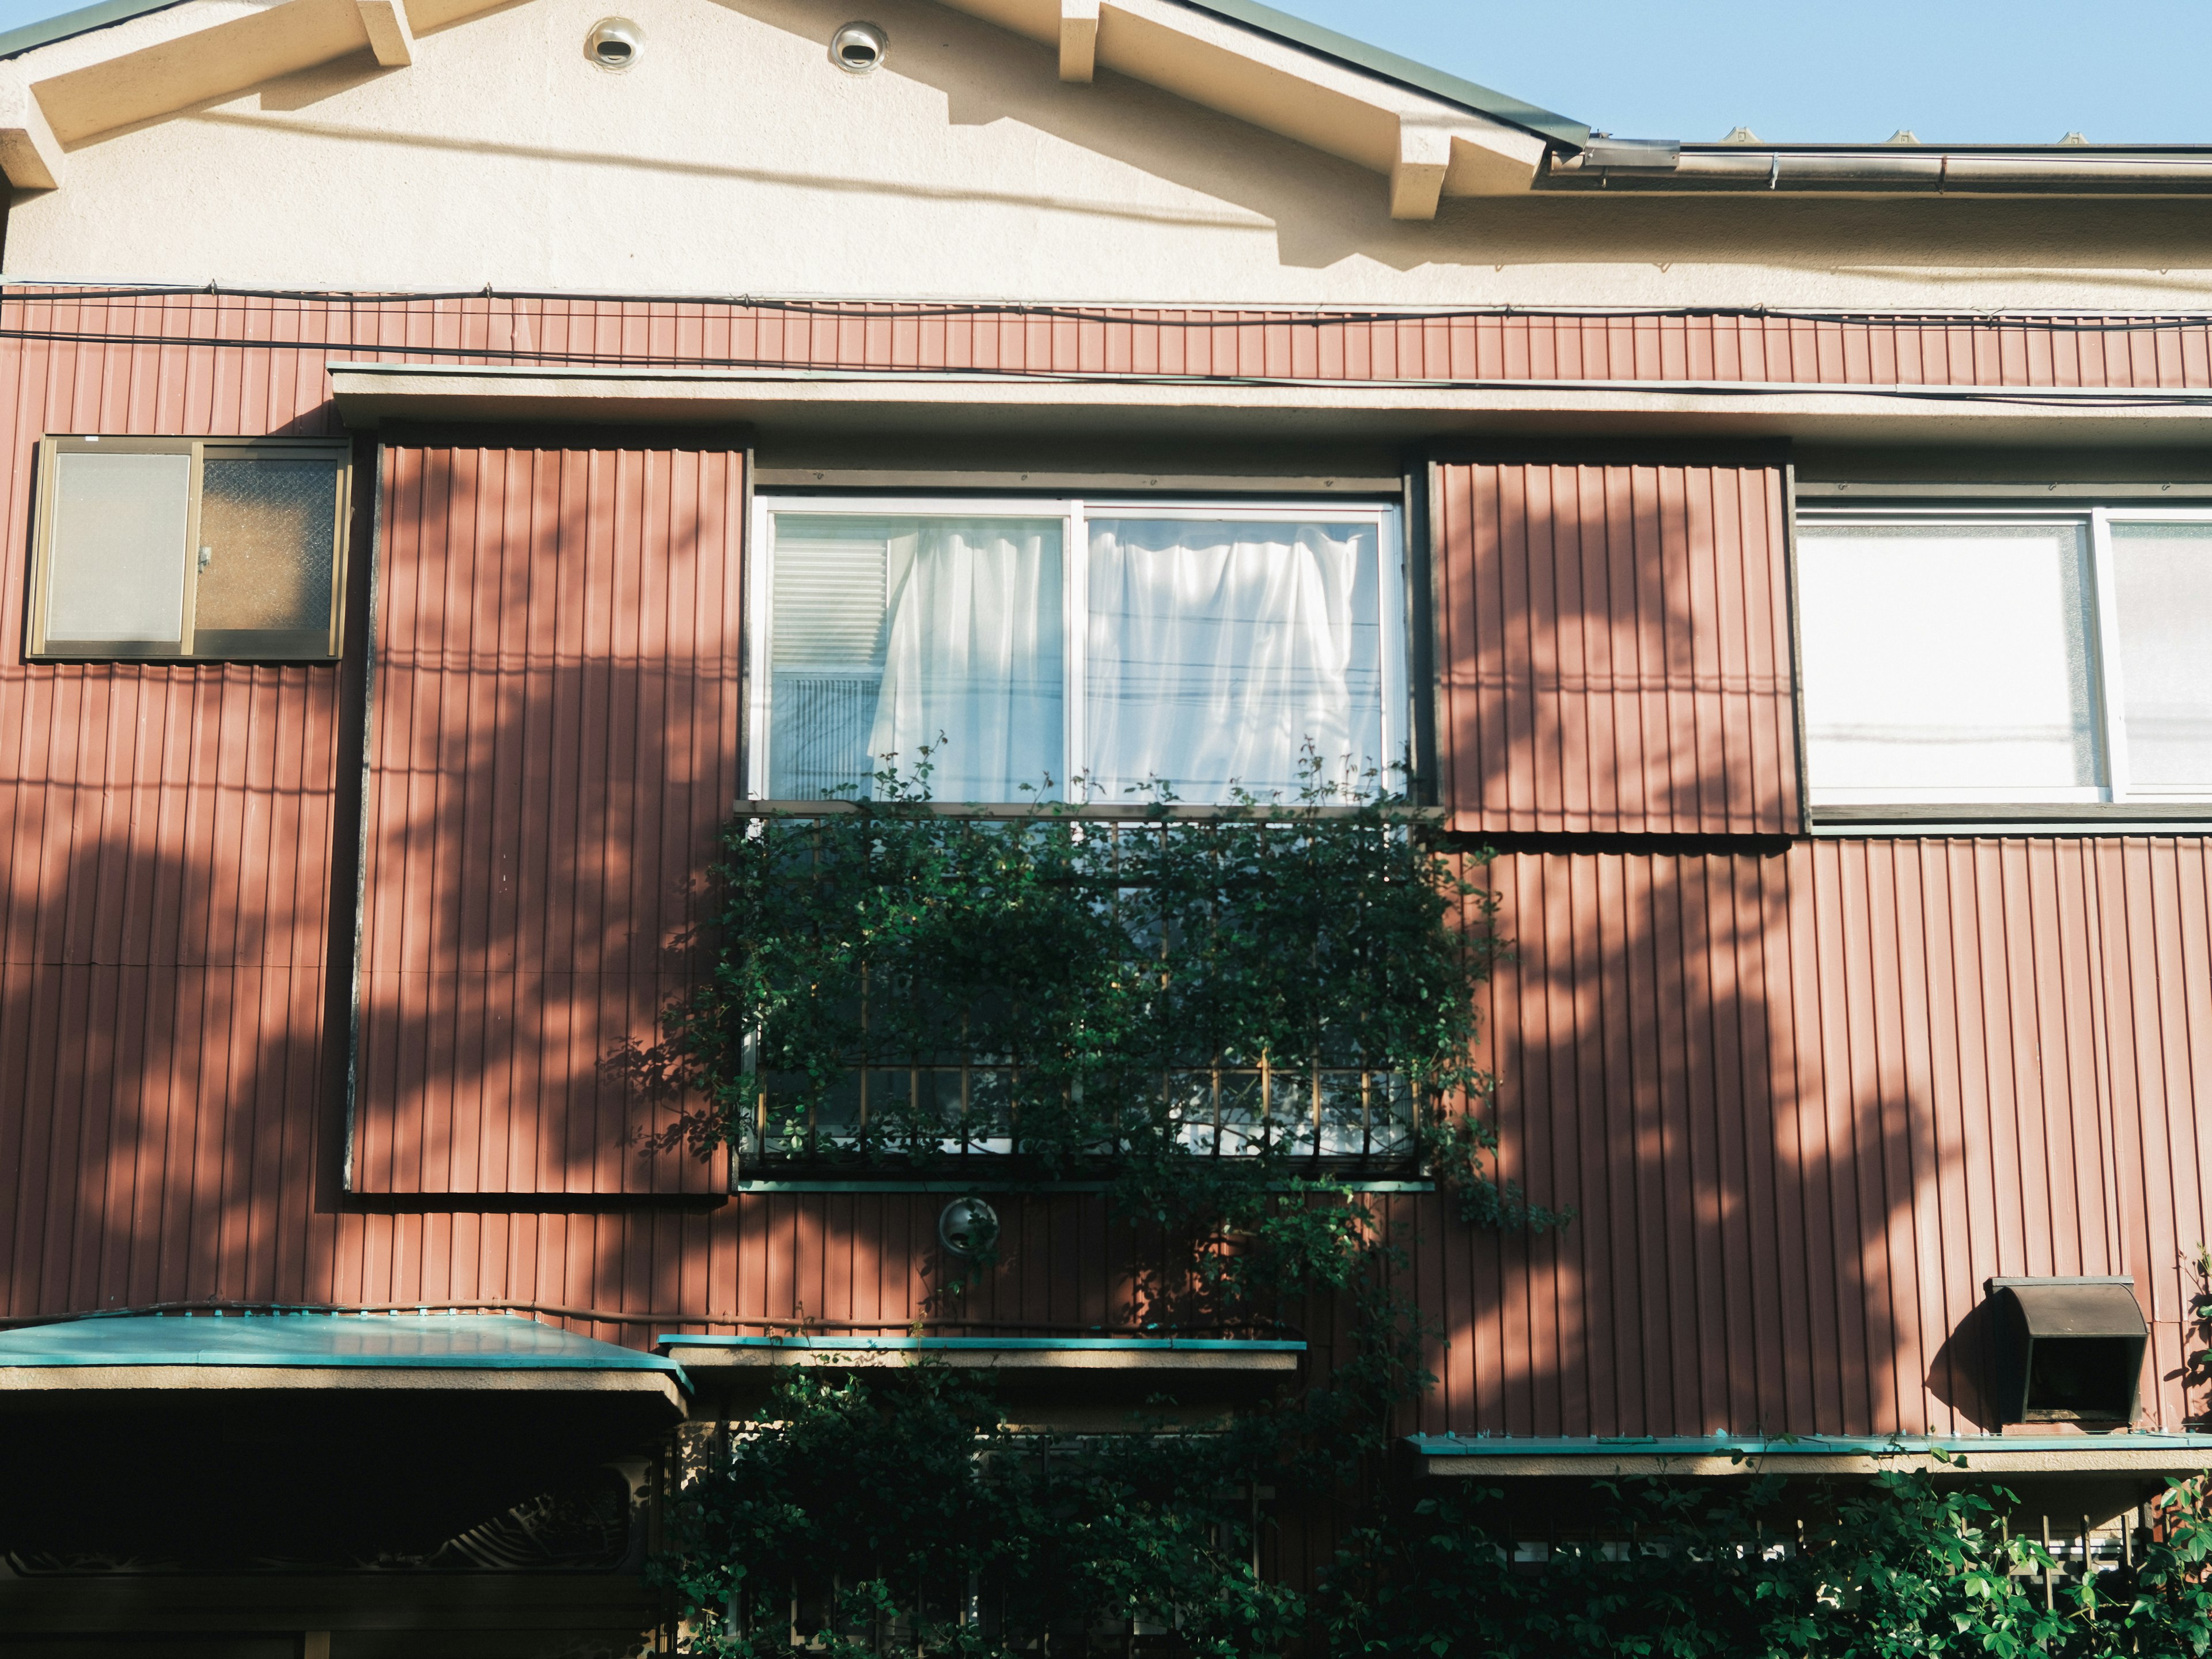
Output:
top-left (1810, 802), bottom-right (2212, 836)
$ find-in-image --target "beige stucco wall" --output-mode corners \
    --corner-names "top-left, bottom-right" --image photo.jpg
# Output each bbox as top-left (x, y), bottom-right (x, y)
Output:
top-left (8, 0), bottom-right (2212, 306)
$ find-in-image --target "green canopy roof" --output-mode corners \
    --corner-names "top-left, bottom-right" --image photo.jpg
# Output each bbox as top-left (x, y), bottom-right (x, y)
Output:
top-left (0, 1312), bottom-right (681, 1374)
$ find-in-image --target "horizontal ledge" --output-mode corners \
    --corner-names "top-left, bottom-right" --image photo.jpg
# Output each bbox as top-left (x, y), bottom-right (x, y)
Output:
top-left (1408, 1432), bottom-right (2212, 1478)
top-left (659, 1336), bottom-right (1291, 1354)
top-left (1812, 806), bottom-right (2212, 836)
top-left (0, 1363), bottom-right (682, 1395)
top-left (730, 1177), bottom-right (1435, 1192)
top-left (325, 364), bottom-right (2212, 448)
top-left (732, 799), bottom-right (1444, 820)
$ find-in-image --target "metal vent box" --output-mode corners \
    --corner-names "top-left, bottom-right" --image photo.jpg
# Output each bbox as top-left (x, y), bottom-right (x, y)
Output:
top-left (1984, 1277), bottom-right (2148, 1426)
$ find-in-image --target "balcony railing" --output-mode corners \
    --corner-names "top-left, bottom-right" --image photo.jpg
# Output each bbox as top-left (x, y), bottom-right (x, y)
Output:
top-left (725, 800), bottom-right (1445, 1178)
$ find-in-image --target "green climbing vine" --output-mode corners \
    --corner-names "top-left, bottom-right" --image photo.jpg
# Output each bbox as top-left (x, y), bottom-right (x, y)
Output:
top-left (642, 757), bottom-right (2212, 1658)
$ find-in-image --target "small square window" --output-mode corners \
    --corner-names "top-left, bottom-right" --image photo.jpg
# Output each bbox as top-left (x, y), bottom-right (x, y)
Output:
top-left (28, 437), bottom-right (351, 662)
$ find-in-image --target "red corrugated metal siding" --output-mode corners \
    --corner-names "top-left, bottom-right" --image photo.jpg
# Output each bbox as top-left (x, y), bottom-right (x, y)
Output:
top-left (1403, 838), bottom-right (2212, 1438)
top-left (1433, 461), bottom-right (1798, 836)
top-left (6, 287), bottom-right (2211, 391)
top-left (0, 293), bottom-right (2207, 1455)
top-left (351, 445), bottom-right (740, 1195)
top-left (0, 294), bottom-right (346, 1320)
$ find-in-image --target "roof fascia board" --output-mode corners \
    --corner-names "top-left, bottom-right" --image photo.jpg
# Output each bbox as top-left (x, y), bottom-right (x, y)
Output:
top-left (26, 0), bottom-right (430, 143)
top-left (939, 0), bottom-right (1550, 214)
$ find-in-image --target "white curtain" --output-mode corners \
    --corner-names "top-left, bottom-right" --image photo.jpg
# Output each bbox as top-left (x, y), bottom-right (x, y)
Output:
top-left (870, 519), bottom-right (1065, 800)
top-left (1084, 518), bottom-right (1381, 803)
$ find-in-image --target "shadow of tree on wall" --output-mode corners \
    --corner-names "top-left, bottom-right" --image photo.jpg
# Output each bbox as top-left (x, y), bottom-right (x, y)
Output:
top-left (1414, 831), bottom-right (2203, 1444)
top-left (348, 442), bottom-right (743, 1199)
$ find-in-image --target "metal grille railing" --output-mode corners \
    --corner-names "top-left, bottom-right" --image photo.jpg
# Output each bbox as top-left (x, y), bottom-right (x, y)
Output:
top-left (730, 801), bottom-right (1440, 1175)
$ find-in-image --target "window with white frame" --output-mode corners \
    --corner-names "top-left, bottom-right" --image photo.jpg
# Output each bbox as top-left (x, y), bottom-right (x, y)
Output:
top-left (749, 498), bottom-right (1406, 804)
top-left (1796, 509), bottom-right (2212, 807)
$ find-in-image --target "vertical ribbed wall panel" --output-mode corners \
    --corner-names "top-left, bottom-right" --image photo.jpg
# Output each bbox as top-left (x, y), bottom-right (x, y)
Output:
top-left (1403, 837), bottom-right (2212, 1439)
top-left (0, 291), bottom-right (2207, 1453)
top-left (351, 445), bottom-right (741, 1194)
top-left (1433, 461), bottom-right (1798, 836)
top-left (4, 288), bottom-right (2211, 395)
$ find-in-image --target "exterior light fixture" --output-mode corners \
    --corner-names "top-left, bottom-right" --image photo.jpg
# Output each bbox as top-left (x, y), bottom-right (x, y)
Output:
top-left (938, 1196), bottom-right (999, 1259)
top-left (830, 21), bottom-right (888, 74)
top-left (585, 17), bottom-right (643, 71)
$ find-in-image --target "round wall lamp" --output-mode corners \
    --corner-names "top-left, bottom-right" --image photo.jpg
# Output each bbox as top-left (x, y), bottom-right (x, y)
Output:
top-left (585, 17), bottom-right (644, 71)
top-left (830, 21), bottom-right (888, 74)
top-left (938, 1196), bottom-right (999, 1259)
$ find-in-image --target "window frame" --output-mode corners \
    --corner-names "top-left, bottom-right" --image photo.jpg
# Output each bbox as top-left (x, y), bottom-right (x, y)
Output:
top-left (1796, 502), bottom-right (2212, 812)
top-left (745, 493), bottom-right (1409, 805)
top-left (26, 434), bottom-right (353, 664)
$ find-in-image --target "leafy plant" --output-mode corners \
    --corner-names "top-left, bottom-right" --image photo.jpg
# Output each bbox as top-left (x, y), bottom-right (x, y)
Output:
top-left (1316, 1466), bottom-right (2212, 1659)
top-left (661, 752), bottom-right (1508, 1189)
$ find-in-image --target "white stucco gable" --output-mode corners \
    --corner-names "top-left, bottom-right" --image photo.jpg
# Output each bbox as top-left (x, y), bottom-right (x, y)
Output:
top-left (5, 0), bottom-right (2207, 311)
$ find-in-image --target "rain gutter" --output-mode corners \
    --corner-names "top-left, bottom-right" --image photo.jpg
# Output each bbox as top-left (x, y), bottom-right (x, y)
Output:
top-left (1548, 140), bottom-right (2212, 194)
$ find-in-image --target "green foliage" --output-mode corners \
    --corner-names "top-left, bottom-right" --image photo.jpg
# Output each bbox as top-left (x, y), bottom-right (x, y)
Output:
top-left (655, 1366), bottom-right (1305, 1659)
top-left (661, 754), bottom-right (1506, 1189)
top-left (1316, 1468), bottom-right (2212, 1659)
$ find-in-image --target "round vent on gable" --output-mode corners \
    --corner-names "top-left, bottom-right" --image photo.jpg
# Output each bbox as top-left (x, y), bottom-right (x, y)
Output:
top-left (830, 21), bottom-right (887, 74)
top-left (585, 17), bottom-right (643, 71)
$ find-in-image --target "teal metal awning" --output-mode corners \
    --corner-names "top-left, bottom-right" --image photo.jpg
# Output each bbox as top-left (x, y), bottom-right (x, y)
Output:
top-left (1405, 1430), bottom-right (2212, 1469)
top-left (0, 1312), bottom-right (683, 1378)
top-left (1402, 1431), bottom-right (2212, 1529)
top-left (0, 1315), bottom-right (685, 1562)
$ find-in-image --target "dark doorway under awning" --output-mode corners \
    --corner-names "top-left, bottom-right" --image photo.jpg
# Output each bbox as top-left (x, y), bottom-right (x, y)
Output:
top-left (0, 1313), bottom-right (684, 1564)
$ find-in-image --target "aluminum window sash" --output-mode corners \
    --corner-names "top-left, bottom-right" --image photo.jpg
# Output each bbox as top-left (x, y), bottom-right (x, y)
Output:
top-left (2088, 508), bottom-right (2132, 801)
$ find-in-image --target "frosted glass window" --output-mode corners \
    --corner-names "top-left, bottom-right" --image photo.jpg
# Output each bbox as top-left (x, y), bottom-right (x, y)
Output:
top-left (1797, 522), bottom-right (2099, 799)
top-left (1085, 518), bottom-right (1383, 803)
top-left (194, 458), bottom-right (340, 654)
top-left (767, 514), bottom-right (1064, 801)
top-left (44, 450), bottom-right (191, 646)
top-left (2109, 522), bottom-right (2212, 789)
top-left (32, 440), bottom-right (346, 661)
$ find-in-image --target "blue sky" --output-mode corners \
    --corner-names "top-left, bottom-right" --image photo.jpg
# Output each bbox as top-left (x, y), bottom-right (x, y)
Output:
top-left (1265, 0), bottom-right (2212, 144)
top-left (1, 0), bottom-right (2206, 145)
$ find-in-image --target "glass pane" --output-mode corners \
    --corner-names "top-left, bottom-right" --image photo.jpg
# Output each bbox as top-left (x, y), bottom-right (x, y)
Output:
top-left (767, 514), bottom-right (1064, 801)
top-left (2109, 522), bottom-right (2212, 789)
top-left (44, 450), bottom-right (191, 645)
top-left (1797, 522), bottom-right (2099, 798)
top-left (194, 457), bottom-right (340, 653)
top-left (1085, 518), bottom-right (1383, 804)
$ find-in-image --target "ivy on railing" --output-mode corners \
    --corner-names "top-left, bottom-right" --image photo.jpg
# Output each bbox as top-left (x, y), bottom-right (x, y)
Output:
top-left (644, 753), bottom-right (1582, 1654)
top-left (662, 752), bottom-right (1528, 1194)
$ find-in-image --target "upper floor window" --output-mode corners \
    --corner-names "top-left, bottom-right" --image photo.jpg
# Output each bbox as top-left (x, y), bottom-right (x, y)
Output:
top-left (28, 437), bottom-right (351, 662)
top-left (749, 497), bottom-right (1406, 804)
top-left (1797, 509), bottom-right (2212, 808)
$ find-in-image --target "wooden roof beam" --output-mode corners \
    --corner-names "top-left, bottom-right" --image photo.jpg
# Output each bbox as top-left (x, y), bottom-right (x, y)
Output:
top-left (1058, 0), bottom-right (1097, 82)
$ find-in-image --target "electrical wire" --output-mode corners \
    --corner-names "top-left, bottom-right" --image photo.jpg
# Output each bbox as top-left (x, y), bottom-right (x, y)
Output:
top-left (7, 282), bottom-right (2212, 333)
top-left (0, 325), bottom-right (2207, 411)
